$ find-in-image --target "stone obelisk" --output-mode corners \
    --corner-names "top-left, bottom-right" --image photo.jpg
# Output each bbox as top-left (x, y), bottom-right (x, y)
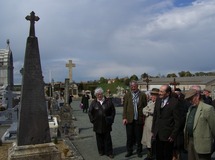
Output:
top-left (8, 11), bottom-right (61, 160)
top-left (17, 11), bottom-right (51, 146)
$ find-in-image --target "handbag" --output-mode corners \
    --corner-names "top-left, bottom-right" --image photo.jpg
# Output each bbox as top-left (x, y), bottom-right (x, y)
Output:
top-left (79, 103), bottom-right (83, 109)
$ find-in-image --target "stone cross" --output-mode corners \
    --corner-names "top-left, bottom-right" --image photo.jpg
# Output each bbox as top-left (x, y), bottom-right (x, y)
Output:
top-left (143, 75), bottom-right (152, 91)
top-left (66, 60), bottom-right (76, 83)
top-left (25, 11), bottom-right (40, 37)
top-left (169, 78), bottom-right (180, 91)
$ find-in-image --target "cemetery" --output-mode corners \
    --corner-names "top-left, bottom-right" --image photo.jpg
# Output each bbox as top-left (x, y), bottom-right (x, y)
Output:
top-left (0, 11), bottom-right (82, 160)
top-left (0, 11), bottom-right (215, 160)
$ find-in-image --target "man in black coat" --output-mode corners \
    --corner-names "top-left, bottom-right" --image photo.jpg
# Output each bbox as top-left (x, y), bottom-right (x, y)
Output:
top-left (152, 85), bottom-right (181, 160)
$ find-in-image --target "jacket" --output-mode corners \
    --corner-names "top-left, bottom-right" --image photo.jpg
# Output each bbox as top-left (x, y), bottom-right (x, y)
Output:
top-left (123, 91), bottom-right (147, 124)
top-left (88, 98), bottom-right (116, 133)
top-left (152, 96), bottom-right (181, 141)
top-left (184, 101), bottom-right (215, 154)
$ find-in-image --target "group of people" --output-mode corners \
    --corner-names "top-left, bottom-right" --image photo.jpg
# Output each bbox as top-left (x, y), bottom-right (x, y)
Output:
top-left (87, 80), bottom-right (215, 160)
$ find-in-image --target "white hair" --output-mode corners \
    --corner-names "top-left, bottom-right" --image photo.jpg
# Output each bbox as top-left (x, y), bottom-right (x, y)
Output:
top-left (94, 87), bottom-right (104, 96)
top-left (130, 80), bottom-right (138, 86)
top-left (190, 85), bottom-right (201, 93)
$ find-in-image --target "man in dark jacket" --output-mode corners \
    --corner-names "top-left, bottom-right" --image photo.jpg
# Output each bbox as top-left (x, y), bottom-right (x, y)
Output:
top-left (81, 91), bottom-right (90, 113)
top-left (152, 85), bottom-right (181, 160)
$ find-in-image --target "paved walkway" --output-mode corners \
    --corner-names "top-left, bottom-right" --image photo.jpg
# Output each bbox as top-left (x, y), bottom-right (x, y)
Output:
top-left (71, 100), bottom-right (150, 160)
top-left (70, 100), bottom-right (215, 160)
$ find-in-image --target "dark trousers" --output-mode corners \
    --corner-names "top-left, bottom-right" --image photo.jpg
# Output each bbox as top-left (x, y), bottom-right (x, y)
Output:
top-left (156, 135), bottom-right (174, 160)
top-left (82, 106), bottom-right (88, 113)
top-left (95, 132), bottom-right (113, 155)
top-left (126, 120), bottom-right (143, 154)
top-left (213, 140), bottom-right (215, 153)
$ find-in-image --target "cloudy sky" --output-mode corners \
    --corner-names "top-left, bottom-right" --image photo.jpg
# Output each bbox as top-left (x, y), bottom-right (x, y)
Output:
top-left (0, 0), bottom-right (215, 84)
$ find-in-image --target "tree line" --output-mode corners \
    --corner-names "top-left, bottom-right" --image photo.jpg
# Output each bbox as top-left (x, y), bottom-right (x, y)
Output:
top-left (77, 71), bottom-right (215, 94)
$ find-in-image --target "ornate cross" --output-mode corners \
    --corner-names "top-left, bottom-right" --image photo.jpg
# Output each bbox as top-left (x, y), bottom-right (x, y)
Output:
top-left (143, 75), bottom-right (152, 91)
top-left (66, 60), bottom-right (76, 83)
top-left (25, 11), bottom-right (40, 37)
top-left (169, 78), bottom-right (180, 91)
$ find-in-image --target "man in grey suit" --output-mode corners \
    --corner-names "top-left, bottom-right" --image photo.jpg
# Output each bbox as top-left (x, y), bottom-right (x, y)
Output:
top-left (152, 84), bottom-right (181, 160)
top-left (184, 88), bottom-right (215, 160)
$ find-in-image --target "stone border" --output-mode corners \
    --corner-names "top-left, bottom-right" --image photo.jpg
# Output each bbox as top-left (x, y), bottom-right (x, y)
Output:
top-left (63, 138), bottom-right (84, 160)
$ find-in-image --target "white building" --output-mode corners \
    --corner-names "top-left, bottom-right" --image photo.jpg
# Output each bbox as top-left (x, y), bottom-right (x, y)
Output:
top-left (138, 76), bottom-right (215, 99)
top-left (0, 40), bottom-right (14, 89)
top-left (0, 40), bottom-right (14, 108)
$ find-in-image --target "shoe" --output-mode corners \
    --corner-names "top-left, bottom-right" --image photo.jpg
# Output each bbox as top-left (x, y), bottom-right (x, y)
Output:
top-left (99, 152), bottom-right (104, 156)
top-left (125, 152), bottom-right (132, 157)
top-left (137, 153), bottom-right (142, 158)
top-left (144, 158), bottom-right (152, 160)
top-left (108, 154), bottom-right (114, 159)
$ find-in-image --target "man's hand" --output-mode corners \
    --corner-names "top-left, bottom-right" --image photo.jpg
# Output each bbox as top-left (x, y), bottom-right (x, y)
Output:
top-left (151, 133), bottom-right (156, 140)
top-left (123, 119), bottom-right (127, 125)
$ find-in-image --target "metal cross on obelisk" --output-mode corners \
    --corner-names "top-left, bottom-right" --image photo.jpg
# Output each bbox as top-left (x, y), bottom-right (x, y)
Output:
top-left (143, 75), bottom-right (152, 91)
top-left (169, 78), bottom-right (180, 91)
top-left (17, 11), bottom-right (51, 146)
top-left (66, 60), bottom-right (76, 83)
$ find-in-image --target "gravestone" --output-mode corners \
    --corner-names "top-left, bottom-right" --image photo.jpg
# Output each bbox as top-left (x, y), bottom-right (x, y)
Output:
top-left (1, 104), bottom-right (20, 143)
top-left (0, 109), bottom-right (12, 124)
top-left (8, 11), bottom-right (61, 160)
top-left (0, 89), bottom-right (17, 124)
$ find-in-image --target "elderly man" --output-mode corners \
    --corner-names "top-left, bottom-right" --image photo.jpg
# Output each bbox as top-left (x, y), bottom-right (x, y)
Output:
top-left (202, 88), bottom-right (212, 105)
top-left (152, 84), bottom-right (181, 160)
top-left (184, 88), bottom-right (215, 160)
top-left (123, 80), bottom-right (147, 158)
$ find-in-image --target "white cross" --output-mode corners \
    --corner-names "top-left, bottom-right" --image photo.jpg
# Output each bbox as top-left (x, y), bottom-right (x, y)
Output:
top-left (66, 60), bottom-right (76, 83)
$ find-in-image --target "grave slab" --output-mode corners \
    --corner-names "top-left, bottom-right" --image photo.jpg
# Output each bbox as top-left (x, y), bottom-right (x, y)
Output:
top-left (8, 142), bottom-right (61, 160)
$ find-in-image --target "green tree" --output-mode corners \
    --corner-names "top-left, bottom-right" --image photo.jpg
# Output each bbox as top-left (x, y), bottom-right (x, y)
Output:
top-left (195, 72), bottom-right (205, 76)
top-left (124, 78), bottom-right (130, 86)
top-left (207, 72), bottom-right (215, 76)
top-left (185, 71), bottom-right (194, 77)
top-left (78, 82), bottom-right (84, 91)
top-left (115, 77), bottom-right (120, 83)
top-left (167, 73), bottom-right (177, 77)
top-left (141, 73), bottom-right (148, 79)
top-left (130, 74), bottom-right (138, 81)
top-left (178, 71), bottom-right (194, 77)
top-left (99, 77), bottom-right (107, 83)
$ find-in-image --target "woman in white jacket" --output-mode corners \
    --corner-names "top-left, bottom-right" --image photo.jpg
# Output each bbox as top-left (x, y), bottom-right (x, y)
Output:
top-left (141, 88), bottom-right (159, 160)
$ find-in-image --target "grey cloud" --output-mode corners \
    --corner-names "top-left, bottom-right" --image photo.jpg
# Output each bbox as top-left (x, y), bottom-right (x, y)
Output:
top-left (0, 0), bottom-right (215, 83)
